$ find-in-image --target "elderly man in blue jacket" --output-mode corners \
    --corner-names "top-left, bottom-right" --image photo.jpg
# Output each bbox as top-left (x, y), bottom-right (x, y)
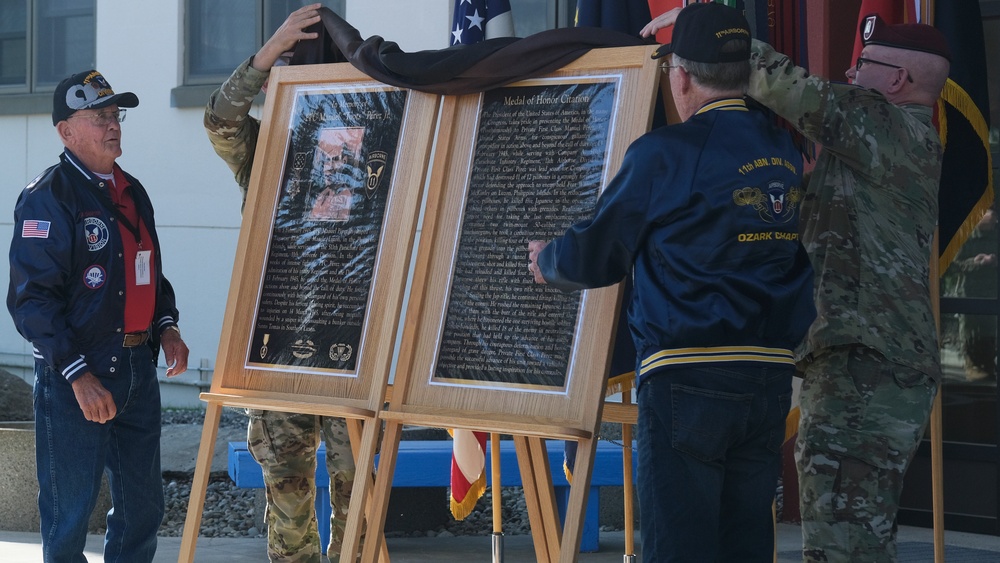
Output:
top-left (8, 69), bottom-right (189, 563)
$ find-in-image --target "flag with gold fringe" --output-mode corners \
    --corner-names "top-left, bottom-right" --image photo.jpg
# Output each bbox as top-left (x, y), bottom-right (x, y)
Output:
top-left (449, 429), bottom-right (489, 519)
top-left (447, 0), bottom-right (515, 521)
top-left (932, 0), bottom-right (994, 272)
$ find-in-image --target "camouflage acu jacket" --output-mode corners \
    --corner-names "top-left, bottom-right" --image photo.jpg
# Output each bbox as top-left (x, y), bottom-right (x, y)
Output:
top-left (203, 57), bottom-right (268, 207)
top-left (748, 40), bottom-right (942, 380)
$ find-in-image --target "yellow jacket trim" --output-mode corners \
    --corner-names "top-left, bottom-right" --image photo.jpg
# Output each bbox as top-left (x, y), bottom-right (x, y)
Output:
top-left (640, 346), bottom-right (795, 375)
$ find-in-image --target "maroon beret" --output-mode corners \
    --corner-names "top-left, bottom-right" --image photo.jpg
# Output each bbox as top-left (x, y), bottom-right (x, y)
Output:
top-left (860, 13), bottom-right (951, 61)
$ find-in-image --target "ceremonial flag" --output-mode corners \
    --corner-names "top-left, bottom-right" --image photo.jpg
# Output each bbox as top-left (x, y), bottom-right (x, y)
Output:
top-left (447, 0), bottom-right (513, 520)
top-left (646, 0), bottom-right (684, 44)
top-left (769, 0), bottom-right (809, 67)
top-left (575, 0), bottom-right (652, 37)
top-left (933, 0), bottom-right (993, 271)
top-left (451, 0), bottom-right (514, 46)
top-left (450, 428), bottom-right (488, 519)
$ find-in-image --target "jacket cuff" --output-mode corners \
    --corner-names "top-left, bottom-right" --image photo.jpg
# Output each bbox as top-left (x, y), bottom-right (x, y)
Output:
top-left (61, 356), bottom-right (89, 383)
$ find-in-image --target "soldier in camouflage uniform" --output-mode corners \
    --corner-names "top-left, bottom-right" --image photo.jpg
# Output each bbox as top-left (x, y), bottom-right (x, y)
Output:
top-left (641, 10), bottom-right (954, 563)
top-left (743, 14), bottom-right (951, 563)
top-left (203, 5), bottom-right (364, 562)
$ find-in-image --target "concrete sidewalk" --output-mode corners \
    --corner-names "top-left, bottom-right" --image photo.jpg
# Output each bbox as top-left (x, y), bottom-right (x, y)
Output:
top-left (4, 524), bottom-right (1000, 562)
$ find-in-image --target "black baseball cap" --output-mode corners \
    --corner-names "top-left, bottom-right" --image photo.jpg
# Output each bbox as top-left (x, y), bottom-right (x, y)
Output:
top-left (52, 70), bottom-right (139, 126)
top-left (652, 3), bottom-right (751, 63)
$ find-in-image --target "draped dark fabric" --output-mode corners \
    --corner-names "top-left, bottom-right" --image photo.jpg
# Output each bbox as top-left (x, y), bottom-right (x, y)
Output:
top-left (290, 8), bottom-right (650, 96)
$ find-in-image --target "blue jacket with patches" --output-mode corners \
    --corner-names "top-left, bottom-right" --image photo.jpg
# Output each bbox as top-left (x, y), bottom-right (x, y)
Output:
top-left (537, 99), bottom-right (815, 387)
top-left (7, 149), bottom-right (179, 383)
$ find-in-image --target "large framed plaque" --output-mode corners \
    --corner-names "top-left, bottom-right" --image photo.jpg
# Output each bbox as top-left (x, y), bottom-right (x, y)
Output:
top-left (205, 63), bottom-right (438, 416)
top-left (386, 46), bottom-right (661, 438)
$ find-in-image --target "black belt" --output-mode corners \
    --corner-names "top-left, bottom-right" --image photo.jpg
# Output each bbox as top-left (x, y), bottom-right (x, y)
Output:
top-left (123, 332), bottom-right (149, 347)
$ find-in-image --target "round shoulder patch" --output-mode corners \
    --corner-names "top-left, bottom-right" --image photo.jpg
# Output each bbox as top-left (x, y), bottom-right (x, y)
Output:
top-left (84, 217), bottom-right (109, 252)
top-left (83, 265), bottom-right (106, 289)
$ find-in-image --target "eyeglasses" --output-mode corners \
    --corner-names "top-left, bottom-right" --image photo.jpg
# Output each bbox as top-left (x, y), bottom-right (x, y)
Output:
top-left (68, 109), bottom-right (127, 126)
top-left (660, 64), bottom-right (681, 74)
top-left (855, 57), bottom-right (913, 83)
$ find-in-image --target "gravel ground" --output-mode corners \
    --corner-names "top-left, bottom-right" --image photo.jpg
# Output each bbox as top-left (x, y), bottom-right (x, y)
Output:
top-left (156, 408), bottom-right (536, 539)
top-left (156, 408), bottom-right (787, 540)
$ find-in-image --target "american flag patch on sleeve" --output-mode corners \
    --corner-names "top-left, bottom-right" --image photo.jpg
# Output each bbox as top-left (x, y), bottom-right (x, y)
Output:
top-left (22, 220), bottom-right (51, 239)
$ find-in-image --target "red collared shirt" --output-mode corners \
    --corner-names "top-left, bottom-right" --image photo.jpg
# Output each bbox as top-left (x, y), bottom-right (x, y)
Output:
top-left (107, 166), bottom-right (156, 333)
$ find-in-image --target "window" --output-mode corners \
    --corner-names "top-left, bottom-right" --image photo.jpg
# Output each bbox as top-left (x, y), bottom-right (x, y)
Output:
top-left (185, 0), bottom-right (345, 86)
top-left (0, 0), bottom-right (95, 93)
top-left (509, 0), bottom-right (578, 37)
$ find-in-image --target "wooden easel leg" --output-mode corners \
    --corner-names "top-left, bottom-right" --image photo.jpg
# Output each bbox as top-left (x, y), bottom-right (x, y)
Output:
top-left (514, 435), bottom-right (556, 563)
top-left (343, 418), bottom-right (390, 563)
top-left (360, 420), bottom-right (403, 563)
top-left (558, 437), bottom-right (596, 563)
top-left (177, 401), bottom-right (222, 563)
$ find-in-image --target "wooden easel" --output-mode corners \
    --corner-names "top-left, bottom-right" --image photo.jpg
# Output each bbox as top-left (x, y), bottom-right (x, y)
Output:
top-left (183, 45), bottom-right (659, 562)
top-left (337, 46), bottom-right (660, 562)
top-left (177, 63), bottom-right (438, 562)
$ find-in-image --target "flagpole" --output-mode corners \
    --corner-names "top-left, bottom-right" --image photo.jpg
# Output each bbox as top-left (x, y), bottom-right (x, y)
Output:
top-left (931, 228), bottom-right (944, 563)
top-left (491, 433), bottom-right (504, 563)
top-left (621, 382), bottom-right (636, 563)
top-left (926, 7), bottom-right (944, 558)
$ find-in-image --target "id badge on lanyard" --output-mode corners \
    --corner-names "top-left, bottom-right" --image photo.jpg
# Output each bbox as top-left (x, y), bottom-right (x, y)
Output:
top-left (136, 250), bottom-right (151, 286)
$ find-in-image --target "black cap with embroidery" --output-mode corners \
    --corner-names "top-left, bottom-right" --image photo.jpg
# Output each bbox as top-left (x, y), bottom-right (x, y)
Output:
top-left (651, 2), bottom-right (751, 63)
top-left (860, 13), bottom-right (951, 61)
top-left (52, 70), bottom-right (139, 126)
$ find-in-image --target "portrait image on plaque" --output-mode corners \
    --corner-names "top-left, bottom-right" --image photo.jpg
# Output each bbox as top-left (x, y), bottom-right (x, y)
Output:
top-left (246, 85), bottom-right (406, 376)
top-left (432, 77), bottom-right (618, 392)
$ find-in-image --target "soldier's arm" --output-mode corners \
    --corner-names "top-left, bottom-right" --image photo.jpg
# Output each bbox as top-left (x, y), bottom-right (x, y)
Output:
top-left (203, 57), bottom-right (266, 203)
top-left (746, 39), bottom-right (887, 172)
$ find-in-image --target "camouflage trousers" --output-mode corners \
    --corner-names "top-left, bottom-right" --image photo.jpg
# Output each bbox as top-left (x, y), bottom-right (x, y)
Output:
top-left (796, 345), bottom-right (937, 562)
top-left (247, 410), bottom-right (363, 563)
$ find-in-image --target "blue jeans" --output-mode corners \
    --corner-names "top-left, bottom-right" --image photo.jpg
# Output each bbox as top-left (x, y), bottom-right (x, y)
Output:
top-left (636, 364), bottom-right (792, 562)
top-left (34, 344), bottom-right (164, 563)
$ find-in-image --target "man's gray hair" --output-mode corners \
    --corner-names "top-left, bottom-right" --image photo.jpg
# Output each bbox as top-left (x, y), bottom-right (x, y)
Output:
top-left (674, 39), bottom-right (751, 92)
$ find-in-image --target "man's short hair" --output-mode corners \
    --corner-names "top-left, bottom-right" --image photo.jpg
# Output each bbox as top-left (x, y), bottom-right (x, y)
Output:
top-left (674, 39), bottom-right (751, 92)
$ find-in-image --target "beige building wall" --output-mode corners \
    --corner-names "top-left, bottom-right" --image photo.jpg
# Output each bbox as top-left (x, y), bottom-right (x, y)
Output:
top-left (0, 1), bottom-right (452, 405)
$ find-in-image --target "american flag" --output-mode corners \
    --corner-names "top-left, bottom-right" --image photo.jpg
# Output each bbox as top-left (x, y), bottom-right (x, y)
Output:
top-left (446, 0), bottom-right (513, 521)
top-left (450, 0), bottom-right (514, 46)
top-left (21, 220), bottom-right (51, 239)
top-left (449, 428), bottom-right (488, 519)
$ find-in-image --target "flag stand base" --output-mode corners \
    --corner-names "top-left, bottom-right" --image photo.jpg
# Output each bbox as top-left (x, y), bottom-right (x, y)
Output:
top-left (492, 532), bottom-right (504, 562)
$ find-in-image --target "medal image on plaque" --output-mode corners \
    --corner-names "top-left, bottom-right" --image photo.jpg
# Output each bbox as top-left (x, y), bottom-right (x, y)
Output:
top-left (433, 77), bottom-right (618, 392)
top-left (247, 86), bottom-right (407, 375)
